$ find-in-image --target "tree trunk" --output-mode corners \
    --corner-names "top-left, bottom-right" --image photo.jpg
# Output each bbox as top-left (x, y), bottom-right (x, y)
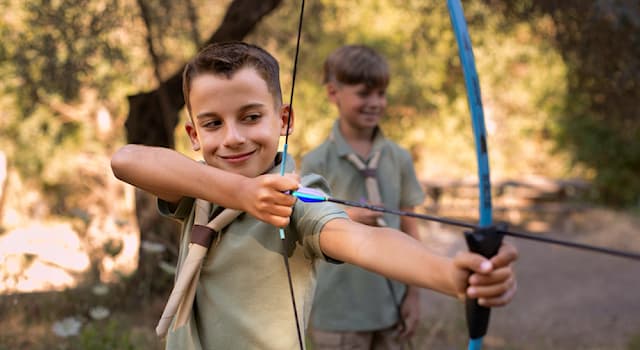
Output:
top-left (126, 0), bottom-right (283, 147)
top-left (0, 151), bottom-right (7, 227)
top-left (124, 0), bottom-right (282, 293)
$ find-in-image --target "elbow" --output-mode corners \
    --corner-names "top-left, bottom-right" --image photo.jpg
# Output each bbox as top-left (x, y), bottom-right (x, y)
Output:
top-left (110, 144), bottom-right (139, 181)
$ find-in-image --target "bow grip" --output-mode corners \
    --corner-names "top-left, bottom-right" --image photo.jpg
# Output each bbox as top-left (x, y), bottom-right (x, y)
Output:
top-left (464, 225), bottom-right (504, 339)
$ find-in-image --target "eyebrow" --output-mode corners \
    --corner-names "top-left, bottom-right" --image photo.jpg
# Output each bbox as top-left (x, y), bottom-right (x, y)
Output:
top-left (195, 103), bottom-right (266, 119)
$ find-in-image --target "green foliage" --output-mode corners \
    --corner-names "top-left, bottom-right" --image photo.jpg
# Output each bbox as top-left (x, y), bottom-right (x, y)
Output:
top-left (555, 106), bottom-right (640, 205)
top-left (1, 0), bottom-right (638, 208)
top-left (78, 320), bottom-right (136, 350)
top-left (245, 0), bottom-right (571, 183)
top-left (0, 0), bottom-right (160, 211)
top-left (629, 331), bottom-right (640, 350)
top-left (4, 0), bottom-right (127, 110)
top-left (0, 0), bottom-right (138, 196)
top-left (493, 0), bottom-right (640, 205)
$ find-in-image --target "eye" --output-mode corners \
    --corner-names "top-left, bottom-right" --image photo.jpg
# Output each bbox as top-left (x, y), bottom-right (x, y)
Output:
top-left (202, 119), bottom-right (222, 128)
top-left (243, 113), bottom-right (261, 122)
top-left (356, 87), bottom-right (373, 98)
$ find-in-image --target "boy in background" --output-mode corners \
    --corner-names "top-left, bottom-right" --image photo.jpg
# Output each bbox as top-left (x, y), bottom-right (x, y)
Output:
top-left (302, 45), bottom-right (425, 349)
top-left (111, 42), bottom-right (518, 350)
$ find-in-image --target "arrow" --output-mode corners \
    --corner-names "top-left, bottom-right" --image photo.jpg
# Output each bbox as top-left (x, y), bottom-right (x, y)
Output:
top-left (293, 186), bottom-right (640, 261)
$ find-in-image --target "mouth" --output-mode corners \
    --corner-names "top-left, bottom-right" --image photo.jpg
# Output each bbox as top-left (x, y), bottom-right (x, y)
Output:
top-left (360, 111), bottom-right (381, 120)
top-left (218, 150), bottom-right (256, 163)
top-left (361, 109), bottom-right (381, 116)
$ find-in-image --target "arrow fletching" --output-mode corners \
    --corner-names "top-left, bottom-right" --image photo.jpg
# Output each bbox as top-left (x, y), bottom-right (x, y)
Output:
top-left (292, 187), bottom-right (328, 203)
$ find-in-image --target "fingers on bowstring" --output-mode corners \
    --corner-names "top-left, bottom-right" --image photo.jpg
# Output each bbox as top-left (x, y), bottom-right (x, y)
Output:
top-left (262, 212), bottom-right (291, 228)
top-left (259, 173), bottom-right (300, 192)
top-left (276, 173), bottom-right (301, 191)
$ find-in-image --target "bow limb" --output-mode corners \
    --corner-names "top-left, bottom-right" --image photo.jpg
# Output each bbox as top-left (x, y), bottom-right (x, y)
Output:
top-left (446, 1), bottom-right (503, 349)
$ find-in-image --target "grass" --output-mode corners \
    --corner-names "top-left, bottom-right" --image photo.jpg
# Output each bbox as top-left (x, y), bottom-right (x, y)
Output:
top-left (0, 283), bottom-right (165, 349)
top-left (629, 331), bottom-right (640, 350)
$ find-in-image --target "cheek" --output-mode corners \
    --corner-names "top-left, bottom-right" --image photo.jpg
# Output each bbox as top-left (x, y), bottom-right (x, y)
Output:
top-left (199, 134), bottom-right (220, 152)
top-left (260, 128), bottom-right (282, 150)
top-left (353, 97), bottom-right (367, 107)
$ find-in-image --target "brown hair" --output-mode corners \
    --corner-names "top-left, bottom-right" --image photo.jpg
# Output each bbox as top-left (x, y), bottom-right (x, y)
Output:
top-left (323, 45), bottom-right (389, 89)
top-left (182, 42), bottom-right (283, 116)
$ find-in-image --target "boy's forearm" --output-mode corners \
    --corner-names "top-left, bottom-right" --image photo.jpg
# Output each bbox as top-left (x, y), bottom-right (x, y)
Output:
top-left (321, 219), bottom-right (458, 297)
top-left (360, 228), bottom-right (457, 296)
top-left (110, 144), bottom-right (246, 208)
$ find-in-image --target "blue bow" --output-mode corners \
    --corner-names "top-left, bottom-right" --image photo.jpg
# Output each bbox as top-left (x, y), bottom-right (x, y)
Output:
top-left (447, 1), bottom-right (503, 349)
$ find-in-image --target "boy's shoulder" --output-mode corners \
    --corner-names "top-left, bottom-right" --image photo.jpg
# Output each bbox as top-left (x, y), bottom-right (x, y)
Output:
top-left (301, 134), bottom-right (413, 164)
top-left (300, 172), bottom-right (330, 190)
top-left (382, 139), bottom-right (412, 157)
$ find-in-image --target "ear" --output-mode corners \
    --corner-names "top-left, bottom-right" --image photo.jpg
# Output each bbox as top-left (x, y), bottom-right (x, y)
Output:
top-left (185, 119), bottom-right (201, 151)
top-left (326, 82), bottom-right (339, 104)
top-left (279, 104), bottom-right (294, 136)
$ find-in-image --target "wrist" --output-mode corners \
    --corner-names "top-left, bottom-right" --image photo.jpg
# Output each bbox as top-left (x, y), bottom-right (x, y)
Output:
top-left (448, 260), bottom-right (467, 301)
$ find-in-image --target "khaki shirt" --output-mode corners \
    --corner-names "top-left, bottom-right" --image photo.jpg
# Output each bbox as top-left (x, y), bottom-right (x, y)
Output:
top-left (159, 153), bottom-right (347, 349)
top-left (301, 121), bottom-right (425, 331)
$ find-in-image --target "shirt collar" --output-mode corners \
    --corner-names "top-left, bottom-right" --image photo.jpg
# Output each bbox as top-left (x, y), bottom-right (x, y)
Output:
top-left (267, 152), bottom-right (296, 174)
top-left (330, 120), bottom-right (387, 159)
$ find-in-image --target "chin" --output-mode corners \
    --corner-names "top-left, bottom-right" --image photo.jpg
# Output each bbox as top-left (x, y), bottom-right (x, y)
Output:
top-left (360, 121), bottom-right (379, 129)
top-left (241, 165), bottom-right (268, 178)
top-left (359, 115), bottom-right (380, 124)
top-left (228, 168), bottom-right (258, 178)
top-left (207, 163), bottom-right (248, 177)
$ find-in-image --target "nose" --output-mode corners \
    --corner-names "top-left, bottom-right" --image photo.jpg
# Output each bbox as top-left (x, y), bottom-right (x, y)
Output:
top-left (222, 122), bottom-right (245, 148)
top-left (366, 94), bottom-right (386, 109)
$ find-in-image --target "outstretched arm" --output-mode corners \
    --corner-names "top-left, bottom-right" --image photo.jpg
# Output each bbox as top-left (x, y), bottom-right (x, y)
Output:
top-left (319, 218), bottom-right (517, 303)
top-left (110, 144), bottom-right (299, 227)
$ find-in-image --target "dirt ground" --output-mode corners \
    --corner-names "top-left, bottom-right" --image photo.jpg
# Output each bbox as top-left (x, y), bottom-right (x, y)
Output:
top-left (1, 206), bottom-right (639, 349)
top-left (415, 207), bottom-right (640, 349)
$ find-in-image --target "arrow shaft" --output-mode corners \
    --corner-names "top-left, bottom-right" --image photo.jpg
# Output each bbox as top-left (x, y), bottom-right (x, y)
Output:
top-left (294, 191), bottom-right (640, 261)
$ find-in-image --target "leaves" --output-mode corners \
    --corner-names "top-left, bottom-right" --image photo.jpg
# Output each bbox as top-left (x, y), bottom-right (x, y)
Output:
top-left (0, 0), bottom-right (638, 205)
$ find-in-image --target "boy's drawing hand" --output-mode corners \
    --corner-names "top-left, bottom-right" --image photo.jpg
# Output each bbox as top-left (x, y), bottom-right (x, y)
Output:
top-left (239, 173), bottom-right (300, 228)
top-left (397, 285), bottom-right (420, 339)
top-left (451, 242), bottom-right (518, 307)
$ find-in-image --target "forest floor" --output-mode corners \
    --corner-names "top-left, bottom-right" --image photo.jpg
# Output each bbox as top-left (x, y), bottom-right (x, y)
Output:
top-left (1, 205), bottom-right (639, 349)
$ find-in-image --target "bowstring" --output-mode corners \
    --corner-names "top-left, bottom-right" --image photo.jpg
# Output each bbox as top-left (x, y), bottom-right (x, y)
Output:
top-left (320, 194), bottom-right (640, 261)
top-left (278, 1), bottom-right (306, 349)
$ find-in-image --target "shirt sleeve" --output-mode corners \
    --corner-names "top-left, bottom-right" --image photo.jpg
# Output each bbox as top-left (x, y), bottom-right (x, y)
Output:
top-left (291, 173), bottom-right (348, 263)
top-left (158, 196), bottom-right (195, 222)
top-left (398, 148), bottom-right (426, 208)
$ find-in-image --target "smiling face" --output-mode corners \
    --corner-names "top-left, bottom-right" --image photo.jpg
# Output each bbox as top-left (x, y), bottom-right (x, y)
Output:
top-left (185, 67), bottom-right (291, 177)
top-left (328, 82), bottom-right (387, 132)
top-left (322, 45), bottom-right (389, 135)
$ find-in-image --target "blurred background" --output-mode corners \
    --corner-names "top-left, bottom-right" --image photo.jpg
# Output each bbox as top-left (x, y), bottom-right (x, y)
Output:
top-left (0, 0), bottom-right (639, 349)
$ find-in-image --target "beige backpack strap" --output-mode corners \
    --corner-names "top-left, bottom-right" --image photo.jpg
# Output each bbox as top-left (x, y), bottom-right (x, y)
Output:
top-left (156, 199), bottom-right (241, 337)
top-left (345, 151), bottom-right (387, 227)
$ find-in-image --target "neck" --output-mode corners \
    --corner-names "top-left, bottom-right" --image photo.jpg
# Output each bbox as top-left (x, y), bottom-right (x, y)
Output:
top-left (258, 152), bottom-right (282, 176)
top-left (338, 119), bottom-right (376, 158)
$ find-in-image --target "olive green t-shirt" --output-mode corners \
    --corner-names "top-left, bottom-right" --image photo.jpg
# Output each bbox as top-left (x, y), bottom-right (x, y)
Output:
top-left (158, 153), bottom-right (347, 349)
top-left (301, 121), bottom-right (425, 331)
